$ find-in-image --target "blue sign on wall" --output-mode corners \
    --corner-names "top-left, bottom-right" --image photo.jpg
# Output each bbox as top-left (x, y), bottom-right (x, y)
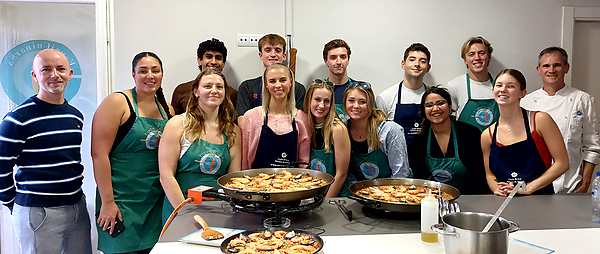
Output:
top-left (0, 40), bottom-right (82, 104)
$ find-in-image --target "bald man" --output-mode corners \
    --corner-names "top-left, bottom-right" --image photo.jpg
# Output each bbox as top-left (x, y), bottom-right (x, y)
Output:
top-left (0, 49), bottom-right (92, 253)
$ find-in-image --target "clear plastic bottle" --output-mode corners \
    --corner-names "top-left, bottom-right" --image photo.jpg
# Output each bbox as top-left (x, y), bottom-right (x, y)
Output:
top-left (592, 172), bottom-right (600, 223)
top-left (421, 190), bottom-right (439, 242)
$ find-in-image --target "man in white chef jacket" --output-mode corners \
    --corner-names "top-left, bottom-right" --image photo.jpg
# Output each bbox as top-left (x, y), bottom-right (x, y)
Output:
top-left (521, 46), bottom-right (600, 193)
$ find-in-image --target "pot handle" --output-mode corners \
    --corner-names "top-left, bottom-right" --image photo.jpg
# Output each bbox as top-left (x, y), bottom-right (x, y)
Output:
top-left (431, 224), bottom-right (459, 238)
top-left (347, 195), bottom-right (382, 208)
top-left (508, 220), bottom-right (520, 233)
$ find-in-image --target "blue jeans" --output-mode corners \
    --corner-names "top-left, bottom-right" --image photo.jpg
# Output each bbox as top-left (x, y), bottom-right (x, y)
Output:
top-left (12, 195), bottom-right (92, 254)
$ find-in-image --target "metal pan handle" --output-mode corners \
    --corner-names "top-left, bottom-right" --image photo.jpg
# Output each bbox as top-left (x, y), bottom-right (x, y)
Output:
top-left (508, 221), bottom-right (520, 233)
top-left (348, 195), bottom-right (382, 208)
top-left (301, 225), bottom-right (326, 235)
top-left (431, 224), bottom-right (459, 238)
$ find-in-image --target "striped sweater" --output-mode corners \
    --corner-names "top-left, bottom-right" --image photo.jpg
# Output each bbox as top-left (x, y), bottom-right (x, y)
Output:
top-left (0, 96), bottom-right (84, 207)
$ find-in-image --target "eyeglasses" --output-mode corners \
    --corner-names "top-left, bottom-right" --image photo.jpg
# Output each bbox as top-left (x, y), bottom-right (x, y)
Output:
top-left (349, 81), bottom-right (372, 90)
top-left (313, 79), bottom-right (334, 87)
top-left (424, 100), bottom-right (447, 108)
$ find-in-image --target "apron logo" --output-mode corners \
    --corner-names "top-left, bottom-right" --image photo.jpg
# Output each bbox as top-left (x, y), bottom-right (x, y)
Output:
top-left (142, 130), bottom-right (162, 149)
top-left (474, 108), bottom-right (494, 126)
top-left (431, 169), bottom-right (453, 183)
top-left (414, 123), bottom-right (420, 127)
top-left (359, 162), bottom-right (380, 180)
top-left (511, 172), bottom-right (518, 178)
top-left (310, 158), bottom-right (327, 173)
top-left (197, 153), bottom-right (222, 174)
top-left (281, 152), bottom-right (287, 158)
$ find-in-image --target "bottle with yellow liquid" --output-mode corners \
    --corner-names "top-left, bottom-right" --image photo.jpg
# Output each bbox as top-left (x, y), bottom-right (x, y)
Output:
top-left (421, 190), bottom-right (439, 243)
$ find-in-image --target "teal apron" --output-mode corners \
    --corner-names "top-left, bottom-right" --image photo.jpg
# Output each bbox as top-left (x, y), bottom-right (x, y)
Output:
top-left (424, 122), bottom-right (468, 190)
top-left (96, 88), bottom-right (167, 253)
top-left (349, 149), bottom-right (393, 180)
top-left (457, 73), bottom-right (499, 131)
top-left (310, 146), bottom-right (350, 197)
top-left (162, 135), bottom-right (230, 223)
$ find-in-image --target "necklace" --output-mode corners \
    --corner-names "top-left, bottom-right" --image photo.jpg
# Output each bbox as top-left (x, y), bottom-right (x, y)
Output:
top-left (351, 128), bottom-right (368, 139)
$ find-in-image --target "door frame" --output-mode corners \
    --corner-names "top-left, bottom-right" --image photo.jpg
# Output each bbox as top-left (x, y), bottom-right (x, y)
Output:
top-left (562, 6), bottom-right (600, 86)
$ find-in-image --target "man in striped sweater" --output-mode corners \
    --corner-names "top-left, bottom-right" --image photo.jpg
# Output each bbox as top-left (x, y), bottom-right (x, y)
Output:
top-left (0, 49), bottom-right (92, 253)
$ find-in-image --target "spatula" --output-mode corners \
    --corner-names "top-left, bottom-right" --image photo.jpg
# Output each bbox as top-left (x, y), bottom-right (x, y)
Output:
top-left (193, 215), bottom-right (224, 240)
top-left (482, 181), bottom-right (526, 233)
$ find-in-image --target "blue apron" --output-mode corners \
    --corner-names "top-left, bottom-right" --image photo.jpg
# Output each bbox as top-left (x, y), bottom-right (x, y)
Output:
top-left (489, 108), bottom-right (554, 194)
top-left (457, 73), bottom-right (499, 132)
top-left (392, 82), bottom-right (424, 145)
top-left (252, 112), bottom-right (298, 168)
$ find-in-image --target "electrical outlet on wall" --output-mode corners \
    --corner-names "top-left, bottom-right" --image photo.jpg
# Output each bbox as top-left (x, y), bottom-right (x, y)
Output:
top-left (237, 34), bottom-right (261, 47)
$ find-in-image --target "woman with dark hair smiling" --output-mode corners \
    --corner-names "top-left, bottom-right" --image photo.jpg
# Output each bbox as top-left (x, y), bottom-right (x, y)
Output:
top-left (409, 86), bottom-right (488, 194)
top-left (92, 52), bottom-right (173, 254)
top-left (481, 69), bottom-right (568, 196)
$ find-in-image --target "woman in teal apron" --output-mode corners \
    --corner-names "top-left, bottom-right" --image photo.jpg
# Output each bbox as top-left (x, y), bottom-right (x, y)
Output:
top-left (481, 69), bottom-right (568, 196)
top-left (304, 80), bottom-right (351, 197)
top-left (408, 86), bottom-right (489, 194)
top-left (159, 69), bottom-right (241, 223)
top-left (92, 52), bottom-right (173, 254)
top-left (240, 64), bottom-right (310, 170)
top-left (342, 82), bottom-right (412, 182)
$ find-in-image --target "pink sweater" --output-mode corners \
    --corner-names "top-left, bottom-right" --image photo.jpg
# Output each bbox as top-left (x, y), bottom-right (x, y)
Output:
top-left (241, 107), bottom-right (310, 170)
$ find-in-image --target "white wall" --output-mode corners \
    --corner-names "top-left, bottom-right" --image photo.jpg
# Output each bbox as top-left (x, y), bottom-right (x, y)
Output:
top-left (113, 0), bottom-right (600, 99)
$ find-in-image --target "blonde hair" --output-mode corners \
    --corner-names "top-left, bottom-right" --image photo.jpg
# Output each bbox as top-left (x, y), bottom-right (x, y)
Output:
top-left (343, 85), bottom-right (387, 151)
top-left (261, 63), bottom-right (297, 119)
top-left (304, 82), bottom-right (345, 153)
top-left (184, 69), bottom-right (237, 146)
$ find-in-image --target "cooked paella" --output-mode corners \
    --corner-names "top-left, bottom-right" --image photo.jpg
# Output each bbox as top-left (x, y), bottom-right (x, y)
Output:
top-left (224, 170), bottom-right (328, 192)
top-left (355, 184), bottom-right (454, 204)
top-left (225, 230), bottom-right (320, 254)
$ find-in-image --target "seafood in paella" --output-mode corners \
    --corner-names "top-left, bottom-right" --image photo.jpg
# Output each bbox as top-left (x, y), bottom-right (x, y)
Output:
top-left (225, 230), bottom-right (319, 254)
top-left (224, 170), bottom-right (328, 192)
top-left (355, 184), bottom-right (454, 204)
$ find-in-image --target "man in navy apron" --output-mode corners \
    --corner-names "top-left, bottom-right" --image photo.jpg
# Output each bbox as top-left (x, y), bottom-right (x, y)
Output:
top-left (323, 39), bottom-right (359, 122)
top-left (171, 38), bottom-right (237, 115)
top-left (376, 43), bottom-right (431, 145)
top-left (237, 34), bottom-right (306, 123)
top-left (445, 36), bottom-right (499, 132)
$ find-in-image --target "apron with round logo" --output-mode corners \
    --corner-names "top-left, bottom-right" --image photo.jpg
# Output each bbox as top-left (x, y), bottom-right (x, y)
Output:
top-left (349, 149), bottom-right (393, 181)
top-left (96, 88), bottom-right (168, 253)
top-left (162, 135), bottom-right (230, 223)
top-left (489, 109), bottom-right (554, 194)
top-left (457, 73), bottom-right (499, 132)
top-left (424, 122), bottom-right (468, 190)
top-left (252, 112), bottom-right (298, 168)
top-left (310, 144), bottom-right (350, 197)
top-left (393, 82), bottom-right (424, 146)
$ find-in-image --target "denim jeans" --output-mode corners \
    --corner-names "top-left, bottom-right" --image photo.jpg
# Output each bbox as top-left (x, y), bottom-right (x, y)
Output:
top-left (12, 195), bottom-right (92, 254)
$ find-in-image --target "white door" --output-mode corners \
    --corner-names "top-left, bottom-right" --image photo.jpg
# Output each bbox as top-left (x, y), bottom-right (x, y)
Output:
top-left (571, 20), bottom-right (600, 192)
top-left (0, 1), bottom-right (99, 253)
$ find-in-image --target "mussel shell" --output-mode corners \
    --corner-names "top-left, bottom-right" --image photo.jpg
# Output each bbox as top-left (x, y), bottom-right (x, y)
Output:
top-left (239, 234), bottom-right (249, 243)
top-left (262, 230), bottom-right (273, 239)
top-left (284, 230), bottom-right (296, 239)
top-left (300, 239), bottom-right (316, 245)
top-left (227, 245), bottom-right (245, 253)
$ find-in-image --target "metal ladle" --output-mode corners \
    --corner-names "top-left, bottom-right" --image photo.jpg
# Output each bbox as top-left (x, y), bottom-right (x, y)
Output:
top-left (482, 181), bottom-right (526, 232)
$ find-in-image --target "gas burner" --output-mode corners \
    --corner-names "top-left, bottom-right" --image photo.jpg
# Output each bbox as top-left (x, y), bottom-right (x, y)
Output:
top-left (225, 195), bottom-right (324, 217)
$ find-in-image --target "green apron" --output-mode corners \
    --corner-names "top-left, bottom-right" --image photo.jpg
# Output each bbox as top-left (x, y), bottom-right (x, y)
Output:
top-left (457, 73), bottom-right (499, 132)
top-left (96, 88), bottom-right (167, 253)
top-left (424, 122), bottom-right (468, 190)
top-left (310, 146), bottom-right (350, 197)
top-left (349, 149), bottom-right (393, 181)
top-left (162, 135), bottom-right (230, 223)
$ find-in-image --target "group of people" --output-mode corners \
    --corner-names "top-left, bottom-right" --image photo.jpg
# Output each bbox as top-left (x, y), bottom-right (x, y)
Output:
top-left (0, 33), bottom-right (597, 254)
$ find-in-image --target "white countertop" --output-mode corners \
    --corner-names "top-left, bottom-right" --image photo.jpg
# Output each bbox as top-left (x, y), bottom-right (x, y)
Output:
top-left (151, 227), bottom-right (600, 253)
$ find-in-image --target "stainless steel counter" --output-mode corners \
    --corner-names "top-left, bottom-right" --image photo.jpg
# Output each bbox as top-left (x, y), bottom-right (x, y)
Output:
top-left (160, 194), bottom-right (600, 242)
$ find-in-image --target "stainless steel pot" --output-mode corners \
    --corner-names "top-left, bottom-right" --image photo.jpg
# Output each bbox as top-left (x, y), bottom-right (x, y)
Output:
top-left (217, 168), bottom-right (334, 202)
top-left (348, 178), bottom-right (460, 213)
top-left (431, 212), bottom-right (520, 254)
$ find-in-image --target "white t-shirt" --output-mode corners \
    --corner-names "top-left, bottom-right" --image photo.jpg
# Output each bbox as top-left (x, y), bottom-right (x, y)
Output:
top-left (376, 82), bottom-right (426, 120)
top-left (444, 73), bottom-right (494, 118)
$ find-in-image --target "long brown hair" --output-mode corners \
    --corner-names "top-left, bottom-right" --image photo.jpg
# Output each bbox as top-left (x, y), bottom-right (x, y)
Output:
top-left (184, 69), bottom-right (237, 146)
top-left (343, 85), bottom-right (387, 151)
top-left (131, 51), bottom-right (172, 119)
top-left (304, 82), bottom-right (345, 153)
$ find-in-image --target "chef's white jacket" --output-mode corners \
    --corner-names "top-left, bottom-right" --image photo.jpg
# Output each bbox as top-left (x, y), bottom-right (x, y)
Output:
top-left (521, 85), bottom-right (600, 193)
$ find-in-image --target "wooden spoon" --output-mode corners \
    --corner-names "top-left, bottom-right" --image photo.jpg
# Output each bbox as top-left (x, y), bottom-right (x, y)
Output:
top-left (193, 215), bottom-right (224, 240)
